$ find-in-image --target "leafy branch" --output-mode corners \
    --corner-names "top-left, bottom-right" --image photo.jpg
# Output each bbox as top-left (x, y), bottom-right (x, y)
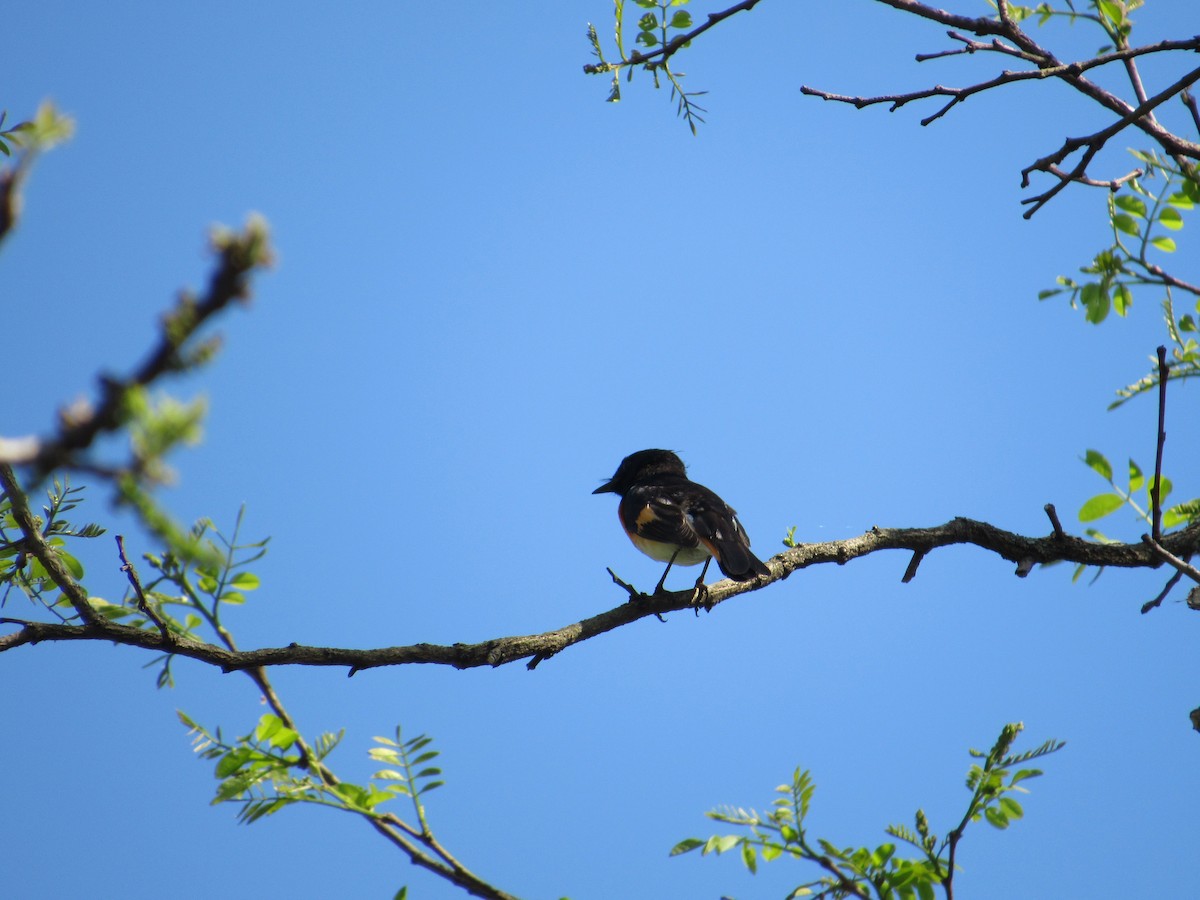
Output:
top-left (672, 723), bottom-right (1064, 900)
top-left (586, 0), bottom-right (763, 132)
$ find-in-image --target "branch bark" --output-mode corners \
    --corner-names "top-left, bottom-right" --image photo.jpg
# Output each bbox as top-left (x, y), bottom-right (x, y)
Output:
top-left (6, 516), bottom-right (1197, 673)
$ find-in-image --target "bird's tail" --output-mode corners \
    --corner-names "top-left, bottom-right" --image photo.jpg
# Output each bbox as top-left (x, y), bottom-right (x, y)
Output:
top-left (710, 541), bottom-right (771, 581)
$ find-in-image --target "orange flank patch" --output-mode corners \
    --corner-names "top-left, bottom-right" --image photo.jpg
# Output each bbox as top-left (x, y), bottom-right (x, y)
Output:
top-left (635, 504), bottom-right (658, 531)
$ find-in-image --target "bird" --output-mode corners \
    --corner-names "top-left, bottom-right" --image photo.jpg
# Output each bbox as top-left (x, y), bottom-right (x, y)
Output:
top-left (593, 449), bottom-right (770, 596)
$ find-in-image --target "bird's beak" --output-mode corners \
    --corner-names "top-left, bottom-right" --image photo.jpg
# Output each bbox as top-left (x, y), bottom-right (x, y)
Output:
top-left (592, 481), bottom-right (616, 494)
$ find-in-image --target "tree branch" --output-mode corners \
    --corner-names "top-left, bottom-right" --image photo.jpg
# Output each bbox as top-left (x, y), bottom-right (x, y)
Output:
top-left (583, 0), bottom-right (764, 74)
top-left (5, 515), bottom-right (1197, 673)
top-left (797, 0), bottom-right (1200, 215)
top-left (0, 217), bottom-right (273, 477)
top-left (0, 464), bottom-right (97, 624)
top-left (1019, 65), bottom-right (1200, 217)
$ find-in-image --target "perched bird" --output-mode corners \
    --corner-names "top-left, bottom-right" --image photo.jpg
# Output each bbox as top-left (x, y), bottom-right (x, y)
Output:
top-left (593, 449), bottom-right (770, 595)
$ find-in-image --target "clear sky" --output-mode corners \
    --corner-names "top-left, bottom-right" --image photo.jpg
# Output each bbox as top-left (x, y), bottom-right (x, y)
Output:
top-left (4, 2), bottom-right (1198, 898)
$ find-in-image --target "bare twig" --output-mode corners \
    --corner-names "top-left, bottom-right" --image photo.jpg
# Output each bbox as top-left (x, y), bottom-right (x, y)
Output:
top-left (1151, 346), bottom-right (1168, 542)
top-left (1141, 535), bottom-right (1200, 586)
top-left (796, 0), bottom-right (1200, 215)
top-left (1141, 566), bottom-right (1186, 614)
top-left (1046, 163), bottom-right (1143, 192)
top-left (1020, 66), bottom-right (1200, 217)
top-left (1183, 90), bottom-right (1200, 137)
top-left (116, 535), bottom-right (171, 644)
top-left (1044, 503), bottom-right (1065, 539)
top-left (902, 550), bottom-right (926, 583)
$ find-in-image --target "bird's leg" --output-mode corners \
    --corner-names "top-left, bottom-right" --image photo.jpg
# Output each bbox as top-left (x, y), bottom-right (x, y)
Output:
top-left (692, 556), bottom-right (713, 614)
top-left (653, 548), bottom-right (683, 596)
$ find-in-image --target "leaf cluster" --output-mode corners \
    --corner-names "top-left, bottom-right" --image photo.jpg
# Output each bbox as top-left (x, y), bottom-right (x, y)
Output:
top-left (181, 711), bottom-right (445, 831)
top-left (585, 0), bottom-right (707, 133)
top-left (671, 723), bottom-right (1063, 900)
top-left (0, 478), bottom-right (104, 610)
top-left (90, 510), bottom-right (266, 686)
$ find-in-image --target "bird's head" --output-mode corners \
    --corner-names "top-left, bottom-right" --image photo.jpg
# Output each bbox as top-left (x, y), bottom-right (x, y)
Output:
top-left (592, 449), bottom-right (686, 496)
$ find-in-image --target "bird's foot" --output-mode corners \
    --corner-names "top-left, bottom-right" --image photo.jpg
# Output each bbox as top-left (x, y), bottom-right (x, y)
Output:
top-left (690, 578), bottom-right (713, 615)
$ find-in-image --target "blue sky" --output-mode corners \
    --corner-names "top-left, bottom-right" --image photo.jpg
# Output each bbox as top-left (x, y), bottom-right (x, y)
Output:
top-left (4, 2), bottom-right (1198, 898)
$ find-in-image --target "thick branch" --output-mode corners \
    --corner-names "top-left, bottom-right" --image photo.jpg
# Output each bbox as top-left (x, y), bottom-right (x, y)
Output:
top-left (6, 516), bottom-right (1196, 672)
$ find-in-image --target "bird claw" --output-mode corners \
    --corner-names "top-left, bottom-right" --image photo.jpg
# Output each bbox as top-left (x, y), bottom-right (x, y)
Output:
top-left (690, 580), bottom-right (713, 615)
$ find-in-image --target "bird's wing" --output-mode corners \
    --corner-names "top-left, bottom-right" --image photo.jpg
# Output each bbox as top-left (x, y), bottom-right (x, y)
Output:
top-left (622, 487), bottom-right (702, 549)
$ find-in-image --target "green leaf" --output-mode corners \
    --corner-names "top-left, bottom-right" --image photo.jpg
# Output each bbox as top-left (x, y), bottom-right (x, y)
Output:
top-left (715, 834), bottom-right (740, 854)
top-left (394, 888), bottom-right (408, 900)
top-left (1149, 236), bottom-right (1176, 252)
top-left (741, 839), bottom-right (757, 873)
top-left (1114, 194), bottom-right (1147, 217)
top-left (998, 797), bottom-right (1024, 819)
top-left (1111, 213), bottom-right (1139, 236)
top-left (984, 806), bottom-right (1010, 829)
top-left (1079, 493), bottom-right (1124, 522)
top-left (1163, 499), bottom-right (1200, 527)
top-left (1128, 459), bottom-right (1144, 494)
top-left (1158, 207), bottom-right (1184, 230)
top-left (1113, 283), bottom-right (1132, 317)
top-left (56, 550), bottom-right (85, 579)
top-left (1167, 189), bottom-right (1195, 210)
top-left (231, 571), bottom-right (260, 590)
top-left (669, 10), bottom-right (693, 28)
top-left (1084, 449), bottom-right (1113, 482)
top-left (1097, 0), bottom-right (1124, 27)
top-left (1081, 283), bottom-right (1109, 323)
top-left (255, 714), bottom-right (285, 742)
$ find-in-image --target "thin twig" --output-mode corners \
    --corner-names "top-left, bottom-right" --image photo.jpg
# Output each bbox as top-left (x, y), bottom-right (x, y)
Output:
top-left (116, 535), bottom-right (171, 644)
top-left (1141, 566), bottom-right (1186, 614)
top-left (583, 0), bottom-right (763, 73)
top-left (1141, 535), bottom-right (1200, 585)
top-left (1183, 90), bottom-right (1200, 137)
top-left (1020, 66), bottom-right (1200, 217)
top-left (902, 550), bottom-right (926, 583)
top-left (1151, 346), bottom-right (1168, 542)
